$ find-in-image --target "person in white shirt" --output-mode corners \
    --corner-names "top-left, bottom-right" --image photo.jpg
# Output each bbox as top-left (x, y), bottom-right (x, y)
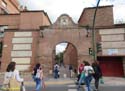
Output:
top-left (3, 62), bottom-right (24, 90)
top-left (83, 61), bottom-right (94, 91)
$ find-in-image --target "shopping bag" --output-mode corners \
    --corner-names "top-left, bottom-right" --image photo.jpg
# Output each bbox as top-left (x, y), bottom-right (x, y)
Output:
top-left (9, 75), bottom-right (20, 91)
top-left (80, 72), bottom-right (85, 80)
top-left (42, 80), bottom-right (46, 89)
top-left (100, 77), bottom-right (104, 84)
top-left (20, 82), bottom-right (26, 91)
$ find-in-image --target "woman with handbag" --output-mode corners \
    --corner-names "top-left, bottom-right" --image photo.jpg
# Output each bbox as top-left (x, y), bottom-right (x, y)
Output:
top-left (32, 63), bottom-right (45, 91)
top-left (3, 62), bottom-right (24, 91)
top-left (83, 61), bottom-right (94, 91)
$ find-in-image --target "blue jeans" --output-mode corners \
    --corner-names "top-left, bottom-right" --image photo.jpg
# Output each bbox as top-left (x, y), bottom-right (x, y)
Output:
top-left (84, 75), bottom-right (92, 91)
top-left (35, 78), bottom-right (41, 91)
top-left (78, 75), bottom-right (85, 88)
top-left (54, 71), bottom-right (59, 79)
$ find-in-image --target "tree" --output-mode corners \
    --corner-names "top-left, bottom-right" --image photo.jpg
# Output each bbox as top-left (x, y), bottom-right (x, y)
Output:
top-left (55, 52), bottom-right (64, 64)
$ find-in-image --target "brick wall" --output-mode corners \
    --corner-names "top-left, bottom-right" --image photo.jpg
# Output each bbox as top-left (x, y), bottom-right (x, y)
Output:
top-left (63, 43), bottom-right (77, 69)
top-left (78, 5), bottom-right (113, 27)
top-left (0, 0), bottom-right (19, 14)
top-left (0, 11), bottom-right (51, 30)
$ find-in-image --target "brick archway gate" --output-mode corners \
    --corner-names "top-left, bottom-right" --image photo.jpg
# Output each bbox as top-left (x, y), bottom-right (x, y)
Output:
top-left (52, 41), bottom-right (78, 77)
top-left (37, 14), bottom-right (92, 76)
top-left (53, 42), bottom-right (78, 69)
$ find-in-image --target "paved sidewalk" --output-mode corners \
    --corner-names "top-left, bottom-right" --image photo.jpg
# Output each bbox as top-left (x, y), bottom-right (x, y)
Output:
top-left (0, 73), bottom-right (125, 86)
top-left (0, 74), bottom-right (75, 86)
top-left (100, 77), bottom-right (125, 86)
top-left (24, 78), bottom-right (75, 86)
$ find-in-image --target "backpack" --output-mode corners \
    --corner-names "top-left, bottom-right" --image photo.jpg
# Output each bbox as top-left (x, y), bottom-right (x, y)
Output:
top-left (9, 74), bottom-right (20, 91)
top-left (88, 69), bottom-right (94, 76)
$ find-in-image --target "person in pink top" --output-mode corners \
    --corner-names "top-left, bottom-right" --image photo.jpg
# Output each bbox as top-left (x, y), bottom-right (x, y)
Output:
top-left (77, 63), bottom-right (84, 82)
top-left (79, 64), bottom-right (84, 74)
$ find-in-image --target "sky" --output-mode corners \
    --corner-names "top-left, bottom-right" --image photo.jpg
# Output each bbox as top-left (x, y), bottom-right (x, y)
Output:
top-left (56, 43), bottom-right (67, 54)
top-left (18, 0), bottom-right (125, 24)
top-left (18, 0), bottom-right (125, 53)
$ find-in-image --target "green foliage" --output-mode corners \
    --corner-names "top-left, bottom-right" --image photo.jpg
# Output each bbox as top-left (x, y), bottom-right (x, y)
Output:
top-left (55, 52), bottom-right (64, 63)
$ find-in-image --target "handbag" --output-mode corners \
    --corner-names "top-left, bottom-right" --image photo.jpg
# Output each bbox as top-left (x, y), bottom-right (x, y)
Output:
top-left (100, 77), bottom-right (104, 84)
top-left (88, 69), bottom-right (94, 76)
top-left (42, 80), bottom-right (46, 89)
top-left (20, 82), bottom-right (26, 91)
top-left (9, 74), bottom-right (21, 91)
top-left (80, 72), bottom-right (85, 80)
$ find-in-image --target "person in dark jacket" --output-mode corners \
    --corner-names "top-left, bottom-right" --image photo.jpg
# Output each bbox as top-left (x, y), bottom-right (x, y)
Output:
top-left (92, 61), bottom-right (102, 91)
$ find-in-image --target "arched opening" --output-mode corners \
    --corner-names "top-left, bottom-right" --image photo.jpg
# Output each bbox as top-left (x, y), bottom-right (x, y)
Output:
top-left (52, 42), bottom-right (78, 78)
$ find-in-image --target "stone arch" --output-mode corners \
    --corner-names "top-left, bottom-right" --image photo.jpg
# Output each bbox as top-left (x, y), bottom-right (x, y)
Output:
top-left (52, 40), bottom-right (78, 67)
top-left (38, 14), bottom-right (92, 76)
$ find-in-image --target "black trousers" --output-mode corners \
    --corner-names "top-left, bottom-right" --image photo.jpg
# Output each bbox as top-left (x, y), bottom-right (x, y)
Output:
top-left (94, 76), bottom-right (100, 89)
top-left (77, 74), bottom-right (81, 82)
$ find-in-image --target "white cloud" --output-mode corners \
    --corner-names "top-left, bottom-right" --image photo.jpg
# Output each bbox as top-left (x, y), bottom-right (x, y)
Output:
top-left (18, 0), bottom-right (97, 23)
top-left (99, 0), bottom-right (112, 6)
top-left (18, 0), bottom-right (125, 23)
top-left (113, 5), bottom-right (125, 24)
top-left (56, 43), bottom-right (67, 54)
top-left (113, 0), bottom-right (125, 5)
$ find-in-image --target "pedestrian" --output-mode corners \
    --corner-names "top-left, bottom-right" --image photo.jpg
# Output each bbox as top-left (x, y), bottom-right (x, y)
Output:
top-left (53, 63), bottom-right (60, 79)
top-left (69, 64), bottom-right (73, 78)
top-left (32, 63), bottom-right (45, 91)
top-left (78, 61), bottom-right (85, 88)
top-left (77, 62), bottom-right (84, 82)
top-left (32, 63), bottom-right (40, 81)
top-left (83, 61), bottom-right (94, 91)
top-left (3, 62), bottom-right (24, 91)
top-left (92, 61), bottom-right (102, 91)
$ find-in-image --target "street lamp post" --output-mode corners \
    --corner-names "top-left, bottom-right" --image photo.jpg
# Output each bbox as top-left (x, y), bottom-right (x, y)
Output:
top-left (92, 0), bottom-right (100, 61)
